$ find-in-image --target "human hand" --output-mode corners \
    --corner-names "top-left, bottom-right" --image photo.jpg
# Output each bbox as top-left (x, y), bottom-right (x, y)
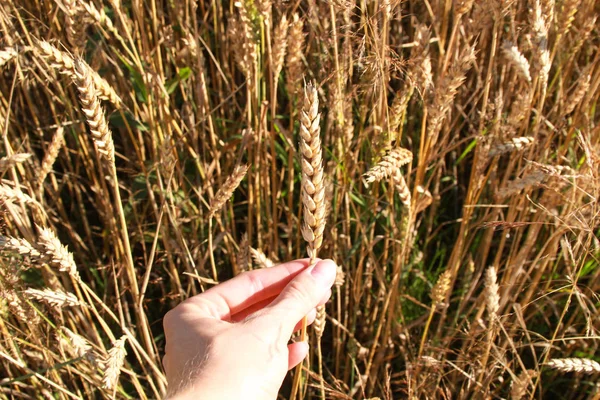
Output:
top-left (162, 258), bottom-right (337, 399)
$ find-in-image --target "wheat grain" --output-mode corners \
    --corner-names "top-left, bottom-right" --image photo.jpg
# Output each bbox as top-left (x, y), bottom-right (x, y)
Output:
top-left (546, 358), bottom-right (600, 374)
top-left (37, 226), bottom-right (79, 279)
top-left (24, 288), bottom-right (79, 307)
top-left (364, 148), bottom-right (413, 183)
top-left (38, 127), bottom-right (65, 187)
top-left (73, 59), bottom-right (116, 162)
top-left (484, 267), bottom-right (500, 320)
top-left (250, 247), bottom-right (274, 268)
top-left (102, 335), bottom-right (127, 389)
top-left (489, 136), bottom-right (535, 156)
top-left (314, 305), bottom-right (326, 339)
top-left (502, 41), bottom-right (532, 83)
top-left (299, 82), bottom-right (326, 262)
top-left (208, 164), bottom-right (249, 217)
top-left (0, 153), bottom-right (31, 173)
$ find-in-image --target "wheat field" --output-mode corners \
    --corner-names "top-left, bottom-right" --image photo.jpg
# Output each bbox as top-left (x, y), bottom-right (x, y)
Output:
top-left (0, 0), bottom-right (599, 398)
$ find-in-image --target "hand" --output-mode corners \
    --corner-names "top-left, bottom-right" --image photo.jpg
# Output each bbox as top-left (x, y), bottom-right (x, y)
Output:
top-left (162, 258), bottom-right (337, 399)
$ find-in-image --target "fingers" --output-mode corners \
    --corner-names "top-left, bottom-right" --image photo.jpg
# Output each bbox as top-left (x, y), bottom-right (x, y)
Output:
top-left (256, 259), bottom-right (337, 338)
top-left (184, 259), bottom-right (313, 319)
top-left (232, 289), bottom-right (331, 322)
top-left (287, 342), bottom-right (309, 370)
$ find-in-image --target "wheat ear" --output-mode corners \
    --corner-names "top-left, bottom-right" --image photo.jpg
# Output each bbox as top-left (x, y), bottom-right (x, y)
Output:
top-left (38, 127), bottom-right (65, 188)
top-left (24, 287), bottom-right (79, 308)
top-left (419, 269), bottom-right (452, 357)
top-left (546, 358), bottom-right (600, 374)
top-left (102, 335), bottom-right (127, 390)
top-left (364, 148), bottom-right (413, 183)
top-left (0, 153), bottom-right (31, 173)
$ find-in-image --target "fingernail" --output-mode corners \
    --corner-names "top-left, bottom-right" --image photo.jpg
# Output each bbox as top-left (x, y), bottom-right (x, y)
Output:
top-left (310, 259), bottom-right (336, 285)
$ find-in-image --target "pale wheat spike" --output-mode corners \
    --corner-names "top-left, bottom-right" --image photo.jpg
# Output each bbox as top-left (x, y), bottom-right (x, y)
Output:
top-left (250, 247), bottom-right (274, 268)
top-left (0, 184), bottom-right (37, 205)
top-left (0, 153), bottom-right (31, 173)
top-left (314, 305), bottom-right (326, 339)
top-left (392, 170), bottom-right (411, 207)
top-left (334, 265), bottom-right (345, 287)
top-left (37, 41), bottom-right (122, 107)
top-left (231, 2), bottom-right (258, 80)
top-left (37, 226), bottom-right (79, 279)
top-left (502, 41), bottom-right (532, 83)
top-left (236, 233), bottom-right (250, 272)
top-left (565, 72), bottom-right (591, 115)
top-left (1, 236), bottom-right (41, 258)
top-left (484, 267), bottom-right (500, 320)
top-left (299, 82), bottom-right (326, 262)
top-left (286, 14), bottom-right (305, 96)
top-left (546, 358), bottom-right (600, 374)
top-left (102, 335), bottom-right (127, 389)
top-left (271, 15), bottom-right (289, 81)
top-left (73, 60), bottom-right (116, 162)
top-left (208, 164), bottom-right (249, 217)
top-left (498, 171), bottom-right (546, 197)
top-left (79, 0), bottom-right (118, 36)
top-left (510, 369), bottom-right (537, 400)
top-left (364, 148), bottom-right (413, 183)
top-left (59, 326), bottom-right (92, 358)
top-left (489, 136), bottom-right (535, 156)
top-left (38, 127), bottom-right (65, 187)
top-left (0, 47), bottom-right (18, 68)
top-left (431, 269), bottom-right (452, 306)
top-left (24, 288), bottom-right (79, 308)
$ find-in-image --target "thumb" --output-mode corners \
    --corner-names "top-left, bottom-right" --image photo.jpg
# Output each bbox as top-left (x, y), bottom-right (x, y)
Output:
top-left (258, 259), bottom-right (337, 337)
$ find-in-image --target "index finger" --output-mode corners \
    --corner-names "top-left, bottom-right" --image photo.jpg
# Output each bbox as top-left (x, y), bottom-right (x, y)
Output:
top-left (184, 259), bottom-right (314, 320)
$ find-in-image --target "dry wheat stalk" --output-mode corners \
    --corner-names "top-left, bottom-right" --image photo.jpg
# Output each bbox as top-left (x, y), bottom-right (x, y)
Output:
top-left (502, 41), bottom-right (532, 83)
top-left (300, 82), bottom-right (326, 262)
top-left (37, 41), bottom-right (122, 107)
top-left (271, 15), bottom-right (289, 81)
top-left (286, 14), bottom-right (305, 96)
top-left (73, 59), bottom-right (116, 162)
top-left (38, 127), bottom-right (65, 187)
top-left (431, 269), bottom-right (452, 306)
top-left (546, 358), bottom-right (600, 374)
top-left (24, 288), bottom-right (79, 308)
top-left (250, 247), bottom-right (274, 268)
top-left (208, 164), bottom-right (249, 217)
top-left (0, 47), bottom-right (18, 67)
top-left (0, 153), bottom-right (31, 173)
top-left (37, 226), bottom-right (79, 279)
top-left (484, 267), bottom-right (500, 320)
top-left (59, 326), bottom-right (92, 358)
top-left (102, 335), bottom-right (127, 389)
top-left (236, 233), bottom-right (250, 272)
top-left (364, 148), bottom-right (413, 183)
top-left (489, 136), bottom-right (535, 156)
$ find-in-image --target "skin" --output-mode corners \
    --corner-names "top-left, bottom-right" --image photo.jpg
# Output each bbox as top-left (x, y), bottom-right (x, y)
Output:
top-left (162, 258), bottom-right (337, 399)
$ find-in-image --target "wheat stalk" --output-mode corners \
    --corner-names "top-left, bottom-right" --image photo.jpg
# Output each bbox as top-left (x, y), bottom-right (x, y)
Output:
top-left (546, 358), bottom-right (600, 374)
top-left (102, 335), bottom-right (127, 390)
